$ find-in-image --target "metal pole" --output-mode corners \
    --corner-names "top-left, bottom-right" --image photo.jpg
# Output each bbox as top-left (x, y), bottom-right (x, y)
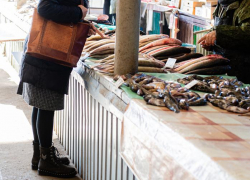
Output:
top-left (114, 0), bottom-right (141, 75)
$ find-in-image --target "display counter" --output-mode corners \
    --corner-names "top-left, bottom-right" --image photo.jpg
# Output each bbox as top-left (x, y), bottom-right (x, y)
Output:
top-left (54, 63), bottom-right (137, 179)
top-left (122, 100), bottom-right (250, 180)
top-left (54, 62), bottom-right (250, 180)
top-left (2, 2), bottom-right (249, 180)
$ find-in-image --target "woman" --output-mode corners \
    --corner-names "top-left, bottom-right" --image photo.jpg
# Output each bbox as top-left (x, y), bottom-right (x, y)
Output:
top-left (198, 0), bottom-right (250, 83)
top-left (17, 0), bottom-right (95, 178)
top-left (103, 0), bottom-right (117, 25)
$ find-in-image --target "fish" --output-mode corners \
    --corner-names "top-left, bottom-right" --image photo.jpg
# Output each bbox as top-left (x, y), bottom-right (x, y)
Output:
top-left (139, 78), bottom-right (153, 85)
top-left (105, 30), bottom-right (116, 35)
top-left (174, 56), bottom-right (213, 72)
top-left (138, 60), bottom-right (165, 68)
top-left (88, 54), bottom-right (113, 59)
top-left (139, 40), bottom-right (157, 48)
top-left (90, 50), bottom-right (114, 56)
top-left (145, 82), bottom-right (166, 89)
top-left (84, 41), bottom-right (100, 50)
top-left (137, 88), bottom-right (144, 96)
top-left (84, 38), bottom-right (113, 50)
top-left (152, 47), bottom-right (191, 58)
top-left (85, 41), bottom-right (96, 46)
top-left (209, 99), bottom-right (228, 110)
top-left (179, 58), bottom-right (230, 74)
top-left (148, 98), bottom-right (166, 107)
top-left (102, 54), bottom-right (115, 61)
top-left (179, 99), bottom-right (189, 110)
top-left (128, 80), bottom-right (139, 92)
top-left (176, 55), bottom-right (228, 72)
top-left (147, 46), bottom-right (177, 56)
top-left (90, 43), bottom-right (115, 55)
top-left (138, 67), bottom-right (167, 73)
top-left (139, 38), bottom-right (182, 52)
top-left (87, 35), bottom-right (103, 41)
top-left (238, 100), bottom-right (250, 109)
top-left (140, 45), bottom-right (168, 53)
top-left (176, 78), bottom-right (190, 85)
top-left (224, 96), bottom-right (239, 106)
top-left (163, 92), bottom-right (180, 113)
top-left (189, 98), bottom-right (207, 106)
top-left (86, 39), bottom-right (115, 52)
top-left (139, 34), bottom-right (169, 44)
top-left (190, 81), bottom-right (216, 93)
top-left (226, 106), bottom-right (249, 114)
top-left (142, 45), bottom-right (170, 54)
top-left (160, 53), bottom-right (186, 62)
top-left (175, 53), bottom-right (203, 62)
top-left (184, 65), bottom-right (231, 75)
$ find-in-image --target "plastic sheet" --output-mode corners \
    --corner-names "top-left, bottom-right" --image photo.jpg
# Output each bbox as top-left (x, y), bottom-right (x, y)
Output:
top-left (120, 99), bottom-right (250, 180)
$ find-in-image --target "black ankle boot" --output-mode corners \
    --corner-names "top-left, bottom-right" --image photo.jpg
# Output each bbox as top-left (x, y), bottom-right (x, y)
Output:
top-left (31, 141), bottom-right (40, 170)
top-left (38, 146), bottom-right (77, 178)
top-left (31, 141), bottom-right (70, 170)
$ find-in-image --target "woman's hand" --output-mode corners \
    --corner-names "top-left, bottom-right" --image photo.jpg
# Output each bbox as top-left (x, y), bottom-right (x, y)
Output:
top-left (88, 23), bottom-right (97, 36)
top-left (201, 45), bottom-right (212, 51)
top-left (78, 5), bottom-right (88, 20)
top-left (198, 31), bottom-right (216, 47)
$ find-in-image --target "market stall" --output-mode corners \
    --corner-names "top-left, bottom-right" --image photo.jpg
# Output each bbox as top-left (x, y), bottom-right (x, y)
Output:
top-left (54, 61), bottom-right (250, 180)
top-left (2, 0), bottom-right (250, 180)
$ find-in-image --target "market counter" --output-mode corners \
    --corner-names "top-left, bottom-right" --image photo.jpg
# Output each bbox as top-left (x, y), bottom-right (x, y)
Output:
top-left (54, 62), bottom-right (137, 180)
top-left (54, 62), bottom-right (250, 180)
top-left (122, 99), bottom-right (250, 180)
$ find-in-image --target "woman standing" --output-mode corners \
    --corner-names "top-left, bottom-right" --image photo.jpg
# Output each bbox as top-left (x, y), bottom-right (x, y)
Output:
top-left (198, 0), bottom-right (250, 83)
top-left (103, 0), bottom-right (117, 25)
top-left (17, 0), bottom-right (95, 178)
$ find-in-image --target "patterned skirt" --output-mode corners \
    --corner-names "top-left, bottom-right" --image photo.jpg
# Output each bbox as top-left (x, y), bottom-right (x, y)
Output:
top-left (21, 83), bottom-right (65, 111)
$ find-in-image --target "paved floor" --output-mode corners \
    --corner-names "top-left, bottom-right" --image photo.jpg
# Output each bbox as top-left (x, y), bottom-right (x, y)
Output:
top-left (0, 58), bottom-right (81, 180)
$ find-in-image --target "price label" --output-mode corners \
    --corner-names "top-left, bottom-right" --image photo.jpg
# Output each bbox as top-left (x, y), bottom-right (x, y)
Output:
top-left (114, 77), bottom-right (125, 88)
top-left (185, 80), bottom-right (199, 89)
top-left (163, 58), bottom-right (177, 69)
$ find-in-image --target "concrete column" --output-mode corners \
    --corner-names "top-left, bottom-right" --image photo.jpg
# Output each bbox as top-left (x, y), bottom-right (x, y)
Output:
top-left (114, 0), bottom-right (141, 75)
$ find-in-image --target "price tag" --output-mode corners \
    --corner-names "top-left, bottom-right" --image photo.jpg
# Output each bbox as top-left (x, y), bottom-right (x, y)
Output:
top-left (185, 80), bottom-right (199, 89)
top-left (114, 77), bottom-right (125, 88)
top-left (163, 58), bottom-right (176, 69)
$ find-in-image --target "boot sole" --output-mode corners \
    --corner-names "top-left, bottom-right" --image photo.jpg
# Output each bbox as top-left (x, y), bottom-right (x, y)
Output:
top-left (38, 169), bottom-right (77, 178)
top-left (32, 161), bottom-right (69, 170)
top-left (31, 164), bottom-right (38, 170)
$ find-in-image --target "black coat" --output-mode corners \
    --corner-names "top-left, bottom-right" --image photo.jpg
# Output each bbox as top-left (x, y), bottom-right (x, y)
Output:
top-left (18, 0), bottom-right (88, 95)
top-left (213, 0), bottom-right (250, 83)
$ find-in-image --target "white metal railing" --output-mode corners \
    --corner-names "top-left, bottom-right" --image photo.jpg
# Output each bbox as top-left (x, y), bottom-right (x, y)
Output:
top-left (54, 72), bottom-right (137, 180)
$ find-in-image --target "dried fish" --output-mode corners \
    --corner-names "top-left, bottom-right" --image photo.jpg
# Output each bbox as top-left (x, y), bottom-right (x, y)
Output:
top-left (152, 47), bottom-right (191, 58)
top-left (139, 34), bottom-right (169, 44)
top-left (89, 43), bottom-right (115, 55)
top-left (185, 64), bottom-right (231, 75)
top-left (164, 92), bottom-right (180, 113)
top-left (179, 99), bottom-right (189, 110)
top-left (148, 98), bottom-right (166, 107)
top-left (138, 67), bottom-right (167, 73)
top-left (139, 38), bottom-right (182, 52)
top-left (189, 98), bottom-right (207, 106)
top-left (226, 106), bottom-right (249, 114)
top-left (175, 53), bottom-right (203, 62)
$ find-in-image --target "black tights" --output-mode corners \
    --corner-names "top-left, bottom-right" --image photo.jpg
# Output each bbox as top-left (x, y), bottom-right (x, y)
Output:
top-left (32, 107), bottom-right (54, 148)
